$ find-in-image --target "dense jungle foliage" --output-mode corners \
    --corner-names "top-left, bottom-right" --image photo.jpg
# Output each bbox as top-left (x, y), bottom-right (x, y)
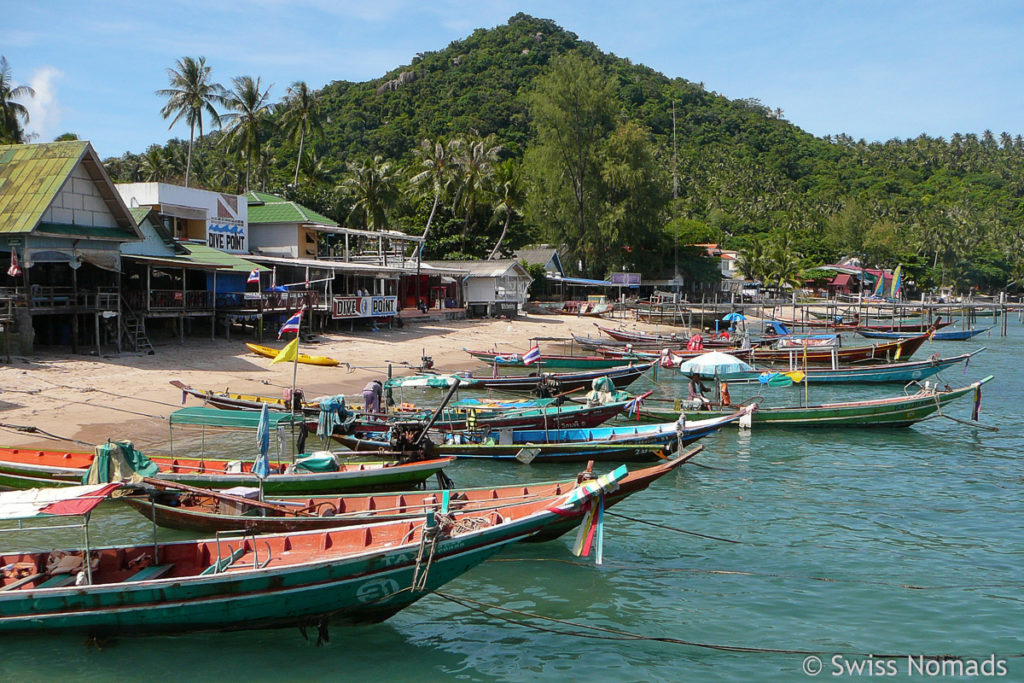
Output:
top-left (85, 14), bottom-right (1024, 293)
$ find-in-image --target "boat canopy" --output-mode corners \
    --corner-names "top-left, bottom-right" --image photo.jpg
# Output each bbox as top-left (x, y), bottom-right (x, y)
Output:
top-left (384, 374), bottom-right (463, 389)
top-left (0, 483), bottom-right (119, 521)
top-left (169, 406), bottom-right (304, 430)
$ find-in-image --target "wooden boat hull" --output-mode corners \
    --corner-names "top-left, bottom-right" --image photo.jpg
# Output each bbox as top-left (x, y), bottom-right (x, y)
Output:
top-left (0, 448), bottom-right (452, 495)
top-left (465, 349), bottom-right (644, 370)
top-left (645, 376), bottom-right (992, 427)
top-left (121, 452), bottom-right (697, 535)
top-left (681, 350), bottom-right (982, 384)
top-left (339, 400), bottom-right (629, 437)
top-left (339, 412), bottom-right (742, 462)
top-left (856, 327), bottom-right (990, 341)
top-left (245, 342), bottom-right (340, 366)
top-left (387, 363), bottom-right (653, 393)
top-left (0, 479), bottom-right (622, 635)
top-left (752, 333), bottom-right (930, 365)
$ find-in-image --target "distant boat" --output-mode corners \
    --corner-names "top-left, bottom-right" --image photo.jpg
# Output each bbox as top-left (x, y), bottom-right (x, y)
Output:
top-left (245, 342), bottom-right (339, 366)
top-left (856, 327), bottom-right (992, 342)
top-left (642, 376), bottom-right (992, 427)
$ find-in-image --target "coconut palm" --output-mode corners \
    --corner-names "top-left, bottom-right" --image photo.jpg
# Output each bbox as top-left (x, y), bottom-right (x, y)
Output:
top-left (342, 156), bottom-right (398, 231)
top-left (452, 134), bottom-right (500, 237)
top-left (765, 234), bottom-right (803, 295)
top-left (0, 56), bottom-right (35, 144)
top-left (140, 145), bottom-right (171, 182)
top-left (410, 137), bottom-right (457, 259)
top-left (280, 81), bottom-right (323, 187)
top-left (487, 159), bottom-right (525, 259)
top-left (221, 76), bottom-right (275, 191)
top-left (156, 56), bottom-right (225, 187)
top-left (736, 238), bottom-right (770, 284)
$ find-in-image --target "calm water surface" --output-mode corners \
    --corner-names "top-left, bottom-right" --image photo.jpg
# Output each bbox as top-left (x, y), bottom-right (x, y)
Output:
top-left (0, 322), bottom-right (1021, 682)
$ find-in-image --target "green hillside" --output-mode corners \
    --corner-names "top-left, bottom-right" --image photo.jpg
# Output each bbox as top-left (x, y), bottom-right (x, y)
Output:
top-left (103, 13), bottom-right (1024, 292)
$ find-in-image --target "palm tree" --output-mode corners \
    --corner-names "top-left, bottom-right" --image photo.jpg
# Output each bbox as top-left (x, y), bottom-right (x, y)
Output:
top-left (487, 160), bottom-right (525, 259)
top-left (452, 134), bottom-right (500, 238)
top-left (156, 56), bottom-right (225, 187)
top-left (221, 76), bottom-right (275, 191)
top-left (299, 149), bottom-right (329, 186)
top-left (0, 56), bottom-right (35, 144)
top-left (342, 156), bottom-right (398, 230)
top-left (280, 81), bottom-right (323, 187)
top-left (140, 145), bottom-right (171, 181)
top-left (410, 137), bottom-right (456, 259)
top-left (765, 234), bottom-right (803, 295)
top-left (736, 238), bottom-right (770, 284)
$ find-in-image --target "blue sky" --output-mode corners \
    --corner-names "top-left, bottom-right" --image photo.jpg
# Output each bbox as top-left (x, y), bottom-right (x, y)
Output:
top-left (6, 0), bottom-right (1024, 157)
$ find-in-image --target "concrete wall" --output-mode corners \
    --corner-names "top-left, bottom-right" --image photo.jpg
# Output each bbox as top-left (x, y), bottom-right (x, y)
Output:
top-left (42, 165), bottom-right (120, 229)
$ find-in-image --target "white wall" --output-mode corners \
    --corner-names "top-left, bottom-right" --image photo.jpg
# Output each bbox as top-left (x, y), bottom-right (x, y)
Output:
top-left (42, 165), bottom-right (120, 229)
top-left (116, 182), bottom-right (248, 253)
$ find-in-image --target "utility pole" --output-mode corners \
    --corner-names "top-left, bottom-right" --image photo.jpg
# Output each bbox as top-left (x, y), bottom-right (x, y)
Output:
top-left (672, 100), bottom-right (679, 294)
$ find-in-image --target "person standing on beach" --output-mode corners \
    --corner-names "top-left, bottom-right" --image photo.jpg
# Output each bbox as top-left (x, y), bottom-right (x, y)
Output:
top-left (363, 379), bottom-right (383, 416)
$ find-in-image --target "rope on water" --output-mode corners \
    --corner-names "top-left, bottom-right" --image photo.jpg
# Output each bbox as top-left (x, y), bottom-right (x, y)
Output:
top-left (930, 390), bottom-right (999, 432)
top-left (432, 591), bottom-right (1024, 659)
top-left (604, 511), bottom-right (742, 544)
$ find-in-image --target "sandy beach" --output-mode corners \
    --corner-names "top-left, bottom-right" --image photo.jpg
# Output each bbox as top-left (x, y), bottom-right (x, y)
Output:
top-left (0, 313), bottom-right (675, 453)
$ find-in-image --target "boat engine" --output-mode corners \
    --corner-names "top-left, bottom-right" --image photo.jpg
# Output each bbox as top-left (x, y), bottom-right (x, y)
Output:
top-left (387, 419), bottom-right (438, 462)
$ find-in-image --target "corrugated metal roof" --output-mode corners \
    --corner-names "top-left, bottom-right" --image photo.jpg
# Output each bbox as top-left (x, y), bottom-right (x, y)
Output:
top-left (426, 259), bottom-right (531, 279)
top-left (0, 141), bottom-right (86, 234)
top-left (178, 242), bottom-right (268, 273)
top-left (245, 190), bottom-right (338, 227)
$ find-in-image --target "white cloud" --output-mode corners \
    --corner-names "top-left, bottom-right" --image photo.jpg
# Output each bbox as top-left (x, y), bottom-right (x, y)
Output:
top-left (23, 66), bottom-right (64, 142)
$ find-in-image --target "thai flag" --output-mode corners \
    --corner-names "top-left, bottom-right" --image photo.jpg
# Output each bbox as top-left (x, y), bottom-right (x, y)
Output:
top-left (278, 310), bottom-right (302, 339)
top-left (247, 268), bottom-right (260, 284)
top-left (523, 345), bottom-right (541, 366)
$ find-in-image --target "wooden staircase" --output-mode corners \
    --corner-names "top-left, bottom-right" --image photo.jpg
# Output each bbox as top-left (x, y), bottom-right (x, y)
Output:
top-left (120, 298), bottom-right (154, 354)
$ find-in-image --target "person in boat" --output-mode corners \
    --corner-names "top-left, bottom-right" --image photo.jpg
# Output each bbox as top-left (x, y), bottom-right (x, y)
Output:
top-left (687, 378), bottom-right (710, 410)
top-left (362, 379), bottom-right (384, 416)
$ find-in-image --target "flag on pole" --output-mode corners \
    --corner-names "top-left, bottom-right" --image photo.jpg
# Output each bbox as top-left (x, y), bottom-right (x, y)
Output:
top-left (247, 268), bottom-right (260, 284)
top-left (7, 247), bottom-right (21, 278)
top-left (523, 345), bottom-right (541, 366)
top-left (278, 310), bottom-right (302, 339)
top-left (271, 336), bottom-right (299, 364)
top-left (254, 402), bottom-right (271, 479)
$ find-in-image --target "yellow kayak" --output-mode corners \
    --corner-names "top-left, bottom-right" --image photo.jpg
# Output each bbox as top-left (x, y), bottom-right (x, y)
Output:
top-left (245, 342), bottom-right (340, 367)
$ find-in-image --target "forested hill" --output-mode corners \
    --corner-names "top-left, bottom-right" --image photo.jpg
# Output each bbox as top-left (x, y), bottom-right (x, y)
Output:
top-left (105, 13), bottom-right (1024, 292)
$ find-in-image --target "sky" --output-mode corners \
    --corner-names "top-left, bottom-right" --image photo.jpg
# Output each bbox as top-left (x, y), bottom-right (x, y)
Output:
top-left (5, 0), bottom-right (1024, 157)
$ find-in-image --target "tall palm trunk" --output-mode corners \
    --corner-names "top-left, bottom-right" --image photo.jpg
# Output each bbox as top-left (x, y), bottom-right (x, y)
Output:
top-left (488, 213), bottom-right (512, 260)
top-left (185, 123), bottom-right (194, 187)
top-left (417, 193), bottom-right (441, 260)
top-left (293, 128), bottom-right (305, 186)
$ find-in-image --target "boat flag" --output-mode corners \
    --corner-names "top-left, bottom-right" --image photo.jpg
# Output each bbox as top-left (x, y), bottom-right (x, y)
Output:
top-left (890, 265), bottom-right (903, 299)
top-left (7, 247), bottom-right (21, 278)
top-left (271, 336), bottom-right (299, 364)
top-left (278, 310), bottom-right (302, 339)
top-left (523, 345), bottom-right (541, 366)
top-left (972, 385), bottom-right (982, 421)
top-left (894, 341), bottom-right (902, 360)
top-left (247, 268), bottom-right (260, 284)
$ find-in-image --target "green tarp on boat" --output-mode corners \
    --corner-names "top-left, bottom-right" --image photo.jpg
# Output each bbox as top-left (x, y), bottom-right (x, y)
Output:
top-left (169, 406), bottom-right (304, 430)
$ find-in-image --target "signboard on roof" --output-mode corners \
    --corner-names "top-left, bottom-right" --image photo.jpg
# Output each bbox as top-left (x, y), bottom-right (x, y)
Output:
top-left (207, 194), bottom-right (247, 253)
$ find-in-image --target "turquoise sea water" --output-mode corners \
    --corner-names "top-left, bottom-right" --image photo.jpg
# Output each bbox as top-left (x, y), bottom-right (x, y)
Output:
top-left (0, 322), bottom-right (1021, 682)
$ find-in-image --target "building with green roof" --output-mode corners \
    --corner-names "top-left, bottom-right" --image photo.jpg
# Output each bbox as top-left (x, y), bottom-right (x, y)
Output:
top-left (0, 141), bottom-right (144, 353)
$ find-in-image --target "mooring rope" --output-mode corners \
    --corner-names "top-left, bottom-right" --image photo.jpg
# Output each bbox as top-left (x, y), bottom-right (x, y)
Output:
top-left (432, 591), bottom-right (1024, 659)
top-left (604, 510), bottom-right (742, 544)
top-left (0, 422), bottom-right (94, 447)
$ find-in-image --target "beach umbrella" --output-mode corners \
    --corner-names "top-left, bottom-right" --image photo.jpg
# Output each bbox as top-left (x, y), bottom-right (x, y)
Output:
top-left (254, 402), bottom-right (270, 479)
top-left (678, 351), bottom-right (753, 379)
top-left (722, 312), bottom-right (746, 322)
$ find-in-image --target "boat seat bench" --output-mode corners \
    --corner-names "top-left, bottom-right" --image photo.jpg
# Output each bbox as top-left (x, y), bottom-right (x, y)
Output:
top-left (35, 574), bottom-right (77, 589)
top-left (124, 564), bottom-right (175, 582)
top-left (0, 572), bottom-right (44, 592)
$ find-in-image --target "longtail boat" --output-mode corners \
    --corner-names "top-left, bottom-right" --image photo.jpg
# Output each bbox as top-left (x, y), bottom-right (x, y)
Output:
top-left (680, 349), bottom-right (983, 384)
top-left (384, 362), bottom-right (653, 393)
top-left (464, 348), bottom-right (647, 370)
top-left (0, 470), bottom-right (626, 635)
top-left (245, 342), bottom-right (340, 367)
top-left (643, 376), bottom-right (992, 427)
top-left (333, 399), bottom-right (632, 438)
top-left (337, 408), bottom-right (748, 462)
top-left (121, 449), bottom-right (699, 534)
top-left (170, 380), bottom-right (322, 415)
top-left (751, 332), bottom-right (932, 365)
top-left (856, 327), bottom-right (992, 342)
top-left (0, 446), bottom-right (452, 495)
